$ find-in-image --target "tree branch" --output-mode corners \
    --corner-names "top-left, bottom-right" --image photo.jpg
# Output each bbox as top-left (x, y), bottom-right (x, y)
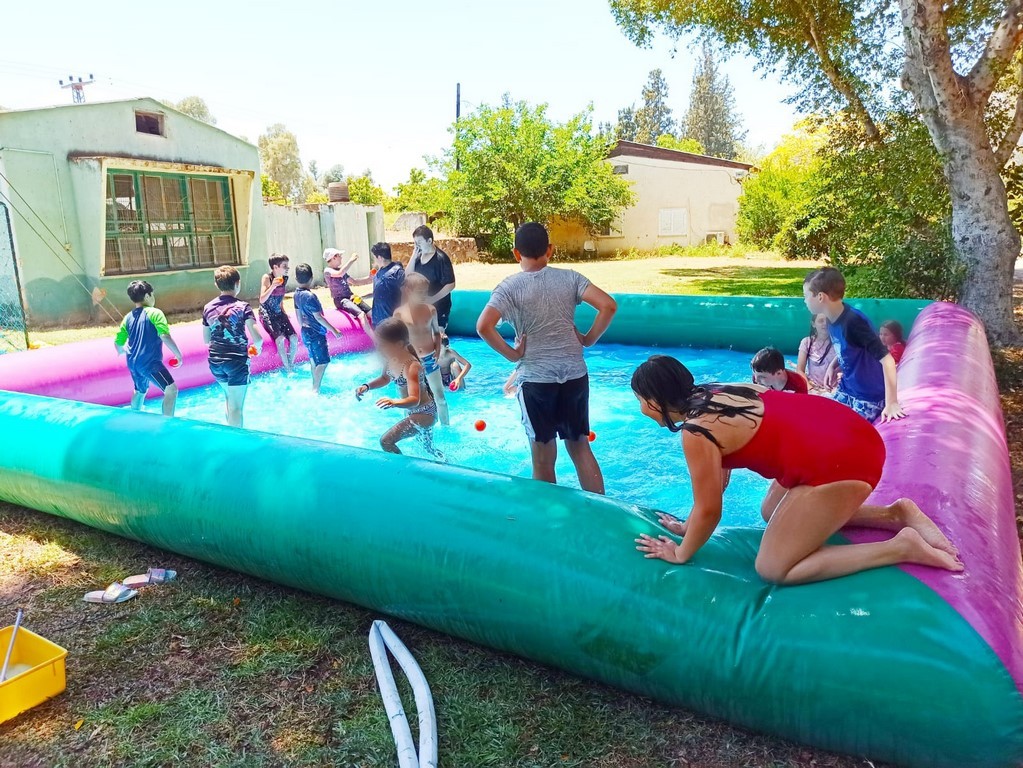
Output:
top-left (967, 0), bottom-right (1023, 105)
top-left (899, 0), bottom-right (973, 127)
top-left (995, 64), bottom-right (1023, 166)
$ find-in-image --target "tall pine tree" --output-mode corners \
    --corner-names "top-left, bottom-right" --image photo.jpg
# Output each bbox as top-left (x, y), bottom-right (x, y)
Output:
top-left (683, 44), bottom-right (746, 159)
top-left (614, 69), bottom-right (676, 144)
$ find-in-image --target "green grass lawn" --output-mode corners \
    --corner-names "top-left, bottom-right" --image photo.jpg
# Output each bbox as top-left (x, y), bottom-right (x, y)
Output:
top-left (3, 254), bottom-right (871, 768)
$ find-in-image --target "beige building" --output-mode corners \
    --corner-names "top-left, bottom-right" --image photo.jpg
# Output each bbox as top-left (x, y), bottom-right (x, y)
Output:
top-left (551, 141), bottom-right (755, 257)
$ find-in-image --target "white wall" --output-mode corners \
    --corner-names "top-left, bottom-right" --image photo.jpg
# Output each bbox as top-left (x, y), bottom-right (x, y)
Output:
top-left (598, 154), bottom-right (746, 254)
top-left (263, 202), bottom-right (382, 283)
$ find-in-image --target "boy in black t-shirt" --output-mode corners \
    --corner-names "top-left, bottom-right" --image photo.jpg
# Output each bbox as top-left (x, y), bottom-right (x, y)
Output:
top-left (408, 225), bottom-right (456, 329)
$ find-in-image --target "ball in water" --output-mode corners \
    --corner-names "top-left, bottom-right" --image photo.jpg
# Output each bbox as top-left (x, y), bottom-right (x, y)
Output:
top-left (248, 345), bottom-right (258, 357)
top-left (588, 431), bottom-right (596, 442)
top-left (474, 420), bottom-right (486, 432)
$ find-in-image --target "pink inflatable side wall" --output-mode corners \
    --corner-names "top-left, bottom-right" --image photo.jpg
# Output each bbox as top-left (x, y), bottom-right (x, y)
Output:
top-left (0, 308), bottom-right (373, 406)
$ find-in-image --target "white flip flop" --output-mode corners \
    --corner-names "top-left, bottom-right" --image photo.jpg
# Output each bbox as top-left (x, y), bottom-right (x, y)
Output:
top-left (122, 568), bottom-right (177, 589)
top-left (83, 582), bottom-right (138, 604)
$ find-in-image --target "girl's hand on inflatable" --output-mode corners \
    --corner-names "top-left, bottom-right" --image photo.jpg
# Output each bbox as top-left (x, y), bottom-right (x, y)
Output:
top-left (376, 397), bottom-right (396, 409)
top-left (635, 533), bottom-right (686, 564)
top-left (881, 402), bottom-right (907, 422)
top-left (657, 513), bottom-right (688, 536)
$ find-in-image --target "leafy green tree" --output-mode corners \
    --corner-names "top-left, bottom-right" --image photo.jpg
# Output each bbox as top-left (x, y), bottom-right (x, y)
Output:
top-left (737, 122), bottom-right (824, 248)
top-left (614, 69), bottom-right (676, 143)
top-left (393, 168), bottom-right (450, 214)
top-left (172, 96), bottom-right (216, 125)
top-left (258, 124), bottom-right (303, 202)
top-left (436, 97), bottom-right (634, 256)
top-left (261, 174), bottom-right (286, 205)
top-left (322, 164), bottom-right (346, 185)
top-left (609, 0), bottom-right (1023, 341)
top-left (655, 134), bottom-right (705, 153)
top-left (346, 173), bottom-right (387, 206)
top-left (683, 43), bottom-right (746, 159)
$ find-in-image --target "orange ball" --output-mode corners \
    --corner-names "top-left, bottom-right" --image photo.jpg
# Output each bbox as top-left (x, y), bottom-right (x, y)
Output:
top-left (474, 420), bottom-right (487, 432)
top-left (588, 431), bottom-right (596, 442)
top-left (370, 268), bottom-right (378, 276)
top-left (247, 345), bottom-right (258, 357)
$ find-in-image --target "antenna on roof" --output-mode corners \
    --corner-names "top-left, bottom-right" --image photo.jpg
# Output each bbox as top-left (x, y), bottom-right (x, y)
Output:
top-left (58, 73), bottom-right (96, 104)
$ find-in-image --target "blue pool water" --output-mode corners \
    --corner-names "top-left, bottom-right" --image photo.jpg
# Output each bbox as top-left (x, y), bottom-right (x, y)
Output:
top-left (163, 340), bottom-right (770, 527)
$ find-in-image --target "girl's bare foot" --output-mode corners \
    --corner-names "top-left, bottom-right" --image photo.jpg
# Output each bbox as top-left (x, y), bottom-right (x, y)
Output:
top-left (893, 499), bottom-right (958, 555)
top-left (895, 528), bottom-right (963, 571)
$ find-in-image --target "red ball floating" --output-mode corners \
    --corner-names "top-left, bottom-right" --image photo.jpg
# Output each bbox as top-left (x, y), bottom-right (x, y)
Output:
top-left (247, 345), bottom-right (258, 357)
top-left (474, 420), bottom-right (487, 432)
top-left (588, 431), bottom-right (596, 442)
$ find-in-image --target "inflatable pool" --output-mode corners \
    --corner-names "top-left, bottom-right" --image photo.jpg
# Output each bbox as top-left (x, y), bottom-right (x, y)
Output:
top-left (0, 292), bottom-right (1020, 768)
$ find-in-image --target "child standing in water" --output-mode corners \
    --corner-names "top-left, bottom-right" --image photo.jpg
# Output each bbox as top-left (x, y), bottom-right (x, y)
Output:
top-left (322, 248), bottom-right (371, 332)
top-left (293, 263), bottom-right (343, 394)
top-left (355, 318), bottom-right (440, 455)
top-left (879, 320), bottom-right (906, 364)
top-left (796, 313), bottom-right (837, 392)
top-left (257, 254), bottom-right (298, 373)
top-left (114, 280), bottom-right (183, 416)
top-left (438, 334), bottom-right (471, 391)
top-left (394, 273), bottom-right (450, 425)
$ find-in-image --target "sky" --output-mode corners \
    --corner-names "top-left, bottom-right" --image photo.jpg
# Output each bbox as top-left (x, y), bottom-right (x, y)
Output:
top-left (0, 0), bottom-right (799, 189)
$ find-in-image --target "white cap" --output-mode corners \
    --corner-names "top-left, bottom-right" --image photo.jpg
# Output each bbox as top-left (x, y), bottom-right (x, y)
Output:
top-left (323, 248), bottom-right (345, 261)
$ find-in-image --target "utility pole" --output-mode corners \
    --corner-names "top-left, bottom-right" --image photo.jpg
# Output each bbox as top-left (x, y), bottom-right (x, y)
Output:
top-left (455, 82), bottom-right (461, 172)
top-left (58, 74), bottom-right (95, 104)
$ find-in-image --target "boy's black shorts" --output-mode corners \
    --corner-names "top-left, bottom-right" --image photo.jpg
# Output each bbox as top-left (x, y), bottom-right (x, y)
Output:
top-left (129, 361), bottom-right (174, 394)
top-left (259, 307), bottom-right (297, 340)
top-left (517, 375), bottom-right (590, 444)
top-left (209, 357), bottom-right (250, 387)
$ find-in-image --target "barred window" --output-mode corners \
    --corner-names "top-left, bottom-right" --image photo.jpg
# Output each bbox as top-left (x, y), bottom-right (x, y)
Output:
top-left (104, 170), bottom-right (240, 275)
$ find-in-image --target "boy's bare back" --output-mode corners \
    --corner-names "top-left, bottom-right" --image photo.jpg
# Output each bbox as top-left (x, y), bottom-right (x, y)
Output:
top-left (396, 303), bottom-right (438, 353)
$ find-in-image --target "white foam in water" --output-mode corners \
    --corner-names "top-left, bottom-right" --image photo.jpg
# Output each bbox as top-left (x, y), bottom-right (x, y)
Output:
top-left (160, 340), bottom-right (770, 526)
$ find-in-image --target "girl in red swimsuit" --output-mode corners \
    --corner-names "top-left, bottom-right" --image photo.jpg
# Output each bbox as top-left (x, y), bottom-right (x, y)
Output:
top-left (630, 355), bottom-right (961, 585)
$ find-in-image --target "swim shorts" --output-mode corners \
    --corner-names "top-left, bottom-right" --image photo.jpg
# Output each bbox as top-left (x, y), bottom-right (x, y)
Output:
top-left (833, 388), bottom-right (884, 423)
top-left (209, 357), bottom-right (249, 387)
top-left (517, 375), bottom-right (590, 443)
top-left (419, 351), bottom-right (440, 376)
top-left (129, 361), bottom-right (174, 394)
top-left (302, 329), bottom-right (330, 366)
top-left (333, 296), bottom-right (369, 317)
top-left (259, 308), bottom-right (297, 341)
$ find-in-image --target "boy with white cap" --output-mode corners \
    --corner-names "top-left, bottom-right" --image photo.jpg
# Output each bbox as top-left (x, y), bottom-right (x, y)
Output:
top-left (322, 248), bottom-right (371, 331)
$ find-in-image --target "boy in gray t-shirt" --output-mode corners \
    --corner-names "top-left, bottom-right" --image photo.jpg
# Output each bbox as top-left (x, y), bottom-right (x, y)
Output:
top-left (477, 222), bottom-right (617, 494)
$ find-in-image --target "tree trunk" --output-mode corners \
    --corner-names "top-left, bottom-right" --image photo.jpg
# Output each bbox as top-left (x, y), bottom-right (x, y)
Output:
top-left (942, 126), bottom-right (1020, 344)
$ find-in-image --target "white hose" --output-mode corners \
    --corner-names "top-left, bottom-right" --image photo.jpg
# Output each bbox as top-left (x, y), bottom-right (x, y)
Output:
top-left (368, 620), bottom-right (438, 768)
top-left (374, 620), bottom-right (438, 768)
top-left (368, 622), bottom-right (418, 768)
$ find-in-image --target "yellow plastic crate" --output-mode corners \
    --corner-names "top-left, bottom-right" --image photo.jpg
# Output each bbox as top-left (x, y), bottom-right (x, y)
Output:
top-left (0, 625), bottom-right (68, 724)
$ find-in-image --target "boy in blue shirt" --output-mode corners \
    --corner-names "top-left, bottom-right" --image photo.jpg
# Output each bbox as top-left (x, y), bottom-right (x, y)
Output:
top-left (803, 267), bottom-right (905, 422)
top-left (293, 263), bottom-right (343, 394)
top-left (349, 242), bottom-right (405, 327)
top-left (114, 280), bottom-right (183, 416)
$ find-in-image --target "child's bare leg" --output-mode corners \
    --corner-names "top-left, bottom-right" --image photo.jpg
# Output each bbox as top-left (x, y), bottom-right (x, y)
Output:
top-left (275, 337), bottom-right (290, 372)
top-left (425, 368), bottom-right (449, 425)
top-left (311, 363), bottom-right (327, 393)
top-left (380, 415), bottom-right (422, 454)
top-left (565, 437), bottom-right (604, 495)
top-left (760, 481), bottom-right (787, 522)
top-left (755, 481), bottom-right (962, 585)
top-left (287, 335), bottom-right (299, 372)
top-left (162, 383), bottom-right (178, 417)
top-left (130, 391), bottom-right (145, 411)
top-left (225, 385), bottom-right (247, 428)
top-left (528, 440), bottom-right (558, 484)
top-left (845, 498), bottom-right (957, 554)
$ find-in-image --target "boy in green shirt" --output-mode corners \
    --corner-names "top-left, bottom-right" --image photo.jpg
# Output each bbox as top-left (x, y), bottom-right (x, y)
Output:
top-left (114, 280), bottom-right (183, 416)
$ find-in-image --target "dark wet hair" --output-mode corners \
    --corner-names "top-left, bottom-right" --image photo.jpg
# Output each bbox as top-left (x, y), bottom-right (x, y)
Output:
top-left (268, 253), bottom-right (289, 270)
top-left (514, 222), bottom-right (550, 259)
top-left (880, 319), bottom-right (904, 343)
top-left (371, 242), bottom-right (393, 261)
top-left (750, 347), bottom-right (785, 374)
top-left (126, 280), bottom-right (153, 303)
top-left (374, 316), bottom-right (410, 346)
top-left (294, 263), bottom-right (314, 284)
top-left (631, 355), bottom-right (761, 446)
top-left (214, 266), bottom-right (240, 291)
top-left (412, 225), bottom-right (434, 242)
top-left (803, 267), bottom-right (845, 299)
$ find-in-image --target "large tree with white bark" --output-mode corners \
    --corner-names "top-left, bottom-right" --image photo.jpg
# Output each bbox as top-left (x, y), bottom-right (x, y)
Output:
top-left (610, 0), bottom-right (1023, 342)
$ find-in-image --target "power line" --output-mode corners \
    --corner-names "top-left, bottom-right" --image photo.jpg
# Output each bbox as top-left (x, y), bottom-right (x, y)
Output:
top-left (58, 73), bottom-right (95, 104)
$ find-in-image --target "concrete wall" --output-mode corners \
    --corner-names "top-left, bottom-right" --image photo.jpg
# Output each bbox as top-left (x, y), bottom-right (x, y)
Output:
top-left (0, 97), bottom-right (265, 325)
top-left (389, 237), bottom-right (479, 265)
top-left (597, 154), bottom-right (745, 254)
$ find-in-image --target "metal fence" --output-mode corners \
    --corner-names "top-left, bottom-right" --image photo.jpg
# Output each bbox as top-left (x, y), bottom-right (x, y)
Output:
top-left (0, 202), bottom-right (29, 353)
